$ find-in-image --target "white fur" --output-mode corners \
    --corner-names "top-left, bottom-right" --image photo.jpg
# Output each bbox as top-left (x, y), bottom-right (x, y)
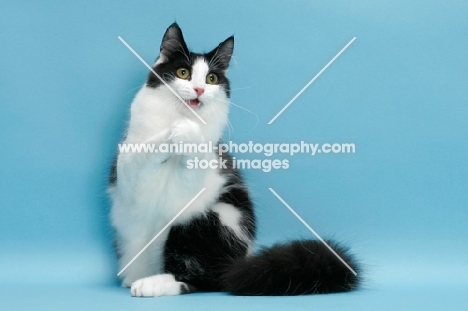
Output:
top-left (131, 274), bottom-right (185, 297)
top-left (190, 58), bottom-right (209, 90)
top-left (212, 203), bottom-right (249, 243)
top-left (109, 57), bottom-right (231, 287)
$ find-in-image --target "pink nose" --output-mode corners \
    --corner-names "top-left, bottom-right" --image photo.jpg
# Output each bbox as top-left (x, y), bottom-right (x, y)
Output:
top-left (194, 87), bottom-right (204, 96)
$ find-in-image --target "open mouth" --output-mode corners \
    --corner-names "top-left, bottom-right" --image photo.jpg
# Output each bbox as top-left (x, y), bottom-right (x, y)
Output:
top-left (187, 99), bottom-right (201, 108)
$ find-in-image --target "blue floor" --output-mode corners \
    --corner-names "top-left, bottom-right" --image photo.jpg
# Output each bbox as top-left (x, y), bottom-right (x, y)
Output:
top-left (2, 238), bottom-right (467, 310)
top-left (2, 282), bottom-right (467, 311)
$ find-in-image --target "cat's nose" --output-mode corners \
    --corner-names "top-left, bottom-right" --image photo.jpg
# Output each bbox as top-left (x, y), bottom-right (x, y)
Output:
top-left (194, 87), bottom-right (204, 96)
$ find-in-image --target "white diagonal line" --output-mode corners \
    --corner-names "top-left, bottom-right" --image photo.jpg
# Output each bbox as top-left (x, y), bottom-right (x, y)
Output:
top-left (117, 187), bottom-right (206, 276)
top-left (118, 36), bottom-right (207, 125)
top-left (268, 37), bottom-right (356, 124)
top-left (268, 188), bottom-right (357, 276)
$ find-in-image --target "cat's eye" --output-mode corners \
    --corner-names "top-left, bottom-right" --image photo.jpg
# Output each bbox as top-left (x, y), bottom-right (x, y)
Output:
top-left (175, 68), bottom-right (190, 79)
top-left (206, 73), bottom-right (219, 85)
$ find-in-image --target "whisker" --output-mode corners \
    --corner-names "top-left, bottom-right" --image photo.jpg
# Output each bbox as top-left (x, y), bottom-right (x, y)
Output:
top-left (210, 102), bottom-right (232, 142)
top-left (216, 98), bottom-right (259, 130)
top-left (124, 83), bottom-right (146, 95)
top-left (226, 119), bottom-right (234, 141)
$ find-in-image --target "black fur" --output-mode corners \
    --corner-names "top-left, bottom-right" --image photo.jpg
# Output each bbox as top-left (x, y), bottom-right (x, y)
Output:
top-left (217, 149), bottom-right (256, 240)
top-left (164, 211), bottom-right (250, 291)
top-left (221, 240), bottom-right (360, 295)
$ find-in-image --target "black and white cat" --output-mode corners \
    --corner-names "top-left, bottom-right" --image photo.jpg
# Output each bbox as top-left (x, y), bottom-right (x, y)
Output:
top-left (109, 23), bottom-right (360, 297)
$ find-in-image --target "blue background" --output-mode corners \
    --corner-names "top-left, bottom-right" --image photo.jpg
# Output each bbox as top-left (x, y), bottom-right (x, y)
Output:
top-left (1, 0), bottom-right (467, 310)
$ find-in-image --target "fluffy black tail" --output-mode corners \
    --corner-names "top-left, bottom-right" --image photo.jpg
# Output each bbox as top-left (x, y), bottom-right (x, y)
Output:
top-left (221, 239), bottom-right (360, 295)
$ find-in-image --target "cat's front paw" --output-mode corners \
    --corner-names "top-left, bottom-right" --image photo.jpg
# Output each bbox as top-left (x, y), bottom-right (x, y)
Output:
top-left (131, 274), bottom-right (187, 297)
top-left (169, 118), bottom-right (205, 146)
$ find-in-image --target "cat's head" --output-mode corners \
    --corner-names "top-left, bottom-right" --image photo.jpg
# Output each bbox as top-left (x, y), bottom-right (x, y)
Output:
top-left (147, 23), bottom-right (233, 116)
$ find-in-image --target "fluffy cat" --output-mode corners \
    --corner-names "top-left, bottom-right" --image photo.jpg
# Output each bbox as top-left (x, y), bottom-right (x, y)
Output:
top-left (108, 23), bottom-right (360, 297)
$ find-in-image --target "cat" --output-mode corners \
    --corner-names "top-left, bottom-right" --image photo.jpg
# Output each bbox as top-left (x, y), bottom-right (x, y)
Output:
top-left (108, 23), bottom-right (360, 297)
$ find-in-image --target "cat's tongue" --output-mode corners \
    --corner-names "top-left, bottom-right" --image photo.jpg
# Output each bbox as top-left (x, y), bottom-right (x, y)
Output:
top-left (188, 99), bottom-right (200, 107)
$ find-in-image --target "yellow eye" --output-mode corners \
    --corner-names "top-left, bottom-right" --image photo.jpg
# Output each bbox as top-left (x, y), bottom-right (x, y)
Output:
top-left (175, 68), bottom-right (190, 79)
top-left (206, 73), bottom-right (219, 85)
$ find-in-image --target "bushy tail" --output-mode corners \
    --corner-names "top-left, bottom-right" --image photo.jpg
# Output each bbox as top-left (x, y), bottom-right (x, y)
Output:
top-left (221, 239), bottom-right (360, 296)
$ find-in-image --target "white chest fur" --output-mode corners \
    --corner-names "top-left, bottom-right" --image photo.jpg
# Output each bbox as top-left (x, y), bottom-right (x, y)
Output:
top-left (109, 83), bottom-right (228, 286)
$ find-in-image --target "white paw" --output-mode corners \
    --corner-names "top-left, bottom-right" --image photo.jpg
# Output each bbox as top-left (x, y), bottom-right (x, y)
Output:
top-left (130, 274), bottom-right (184, 297)
top-left (169, 118), bottom-right (204, 146)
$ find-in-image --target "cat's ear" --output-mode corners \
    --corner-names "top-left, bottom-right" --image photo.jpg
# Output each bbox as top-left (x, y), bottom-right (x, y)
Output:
top-left (208, 36), bottom-right (234, 72)
top-left (157, 23), bottom-right (189, 64)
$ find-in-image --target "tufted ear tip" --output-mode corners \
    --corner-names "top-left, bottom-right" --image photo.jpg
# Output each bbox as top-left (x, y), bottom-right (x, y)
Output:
top-left (219, 36), bottom-right (234, 56)
top-left (158, 23), bottom-right (189, 63)
top-left (207, 36), bottom-right (234, 72)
